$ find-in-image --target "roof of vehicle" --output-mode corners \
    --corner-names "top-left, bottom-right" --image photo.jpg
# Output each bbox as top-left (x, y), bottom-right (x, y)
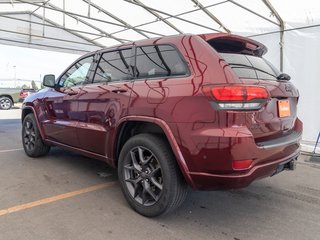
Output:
top-left (93, 33), bottom-right (267, 56)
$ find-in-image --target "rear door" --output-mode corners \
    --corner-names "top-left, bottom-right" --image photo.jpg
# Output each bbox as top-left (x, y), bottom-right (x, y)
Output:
top-left (42, 55), bottom-right (95, 147)
top-left (76, 48), bottom-right (134, 157)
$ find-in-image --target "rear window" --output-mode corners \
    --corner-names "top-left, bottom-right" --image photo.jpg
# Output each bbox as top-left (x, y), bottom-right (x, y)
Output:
top-left (220, 53), bottom-right (280, 81)
top-left (135, 45), bottom-right (188, 79)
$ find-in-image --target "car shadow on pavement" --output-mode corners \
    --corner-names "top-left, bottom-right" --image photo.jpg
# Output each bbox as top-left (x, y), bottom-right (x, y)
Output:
top-left (37, 147), bottom-right (118, 181)
top-left (37, 147), bottom-right (280, 219)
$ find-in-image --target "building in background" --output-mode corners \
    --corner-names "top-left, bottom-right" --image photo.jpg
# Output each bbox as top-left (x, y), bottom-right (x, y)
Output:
top-left (0, 78), bottom-right (41, 89)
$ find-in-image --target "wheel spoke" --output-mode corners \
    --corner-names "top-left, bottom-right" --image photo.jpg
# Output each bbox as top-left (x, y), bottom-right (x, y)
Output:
top-left (150, 177), bottom-right (163, 190)
top-left (125, 176), bottom-right (143, 186)
top-left (144, 181), bottom-right (158, 201)
top-left (150, 166), bottom-right (161, 176)
top-left (130, 151), bottom-right (142, 172)
top-left (125, 176), bottom-right (142, 198)
top-left (138, 147), bottom-right (154, 165)
top-left (124, 164), bottom-right (135, 171)
top-left (141, 187), bottom-right (148, 204)
top-left (138, 147), bottom-right (145, 163)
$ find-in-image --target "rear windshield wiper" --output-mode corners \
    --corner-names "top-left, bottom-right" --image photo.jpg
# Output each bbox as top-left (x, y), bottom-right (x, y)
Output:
top-left (276, 73), bottom-right (291, 81)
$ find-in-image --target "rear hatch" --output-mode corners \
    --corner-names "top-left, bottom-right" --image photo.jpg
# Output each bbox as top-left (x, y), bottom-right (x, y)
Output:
top-left (205, 35), bottom-right (300, 143)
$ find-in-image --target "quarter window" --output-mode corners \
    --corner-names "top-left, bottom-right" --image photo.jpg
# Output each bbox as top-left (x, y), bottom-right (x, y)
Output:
top-left (135, 45), bottom-right (187, 79)
top-left (220, 53), bottom-right (279, 81)
top-left (94, 49), bottom-right (132, 83)
top-left (60, 56), bottom-right (94, 87)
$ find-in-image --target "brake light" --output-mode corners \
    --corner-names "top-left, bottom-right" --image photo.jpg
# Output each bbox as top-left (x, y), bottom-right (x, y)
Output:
top-left (211, 86), bottom-right (269, 101)
top-left (203, 85), bottom-right (270, 110)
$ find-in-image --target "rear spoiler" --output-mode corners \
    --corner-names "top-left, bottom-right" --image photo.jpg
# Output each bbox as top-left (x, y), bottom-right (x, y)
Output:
top-left (198, 33), bottom-right (267, 57)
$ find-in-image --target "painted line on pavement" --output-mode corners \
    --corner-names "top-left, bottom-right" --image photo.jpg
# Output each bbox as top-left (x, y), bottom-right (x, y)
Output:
top-left (0, 182), bottom-right (117, 217)
top-left (0, 148), bottom-right (24, 153)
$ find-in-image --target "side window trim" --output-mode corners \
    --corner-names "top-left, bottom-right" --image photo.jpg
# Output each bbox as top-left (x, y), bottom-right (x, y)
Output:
top-left (133, 44), bottom-right (190, 80)
top-left (85, 52), bottom-right (101, 85)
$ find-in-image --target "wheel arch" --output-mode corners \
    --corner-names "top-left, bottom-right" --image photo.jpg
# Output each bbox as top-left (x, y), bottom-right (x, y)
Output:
top-left (114, 116), bottom-right (194, 187)
top-left (21, 106), bottom-right (46, 140)
top-left (0, 94), bottom-right (14, 103)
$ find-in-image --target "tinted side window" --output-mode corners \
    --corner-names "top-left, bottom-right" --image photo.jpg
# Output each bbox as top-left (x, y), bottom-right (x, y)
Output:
top-left (60, 56), bottom-right (94, 87)
top-left (135, 45), bottom-right (187, 79)
top-left (94, 49), bottom-right (132, 83)
top-left (246, 55), bottom-right (279, 80)
top-left (221, 53), bottom-right (278, 80)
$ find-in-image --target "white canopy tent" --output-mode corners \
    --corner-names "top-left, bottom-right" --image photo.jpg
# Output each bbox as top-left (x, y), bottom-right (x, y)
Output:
top-left (0, 0), bottom-right (319, 151)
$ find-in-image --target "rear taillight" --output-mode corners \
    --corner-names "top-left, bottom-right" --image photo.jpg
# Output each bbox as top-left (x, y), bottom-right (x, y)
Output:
top-left (204, 85), bottom-right (270, 110)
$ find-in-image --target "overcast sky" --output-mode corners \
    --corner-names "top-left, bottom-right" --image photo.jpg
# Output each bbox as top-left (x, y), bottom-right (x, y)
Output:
top-left (0, 44), bottom-right (79, 82)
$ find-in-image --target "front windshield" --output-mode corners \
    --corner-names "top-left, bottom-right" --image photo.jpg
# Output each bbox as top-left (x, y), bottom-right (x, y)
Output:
top-left (220, 53), bottom-right (281, 81)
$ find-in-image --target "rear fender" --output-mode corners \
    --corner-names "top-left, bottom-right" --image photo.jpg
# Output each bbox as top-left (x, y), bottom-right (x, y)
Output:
top-left (116, 116), bottom-right (195, 187)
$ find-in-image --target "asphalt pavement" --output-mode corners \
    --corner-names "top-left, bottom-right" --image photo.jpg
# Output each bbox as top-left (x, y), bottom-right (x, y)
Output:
top-left (0, 106), bottom-right (319, 240)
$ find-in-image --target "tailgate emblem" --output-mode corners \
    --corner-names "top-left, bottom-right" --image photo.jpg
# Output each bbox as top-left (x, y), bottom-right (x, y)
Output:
top-left (285, 84), bottom-right (293, 92)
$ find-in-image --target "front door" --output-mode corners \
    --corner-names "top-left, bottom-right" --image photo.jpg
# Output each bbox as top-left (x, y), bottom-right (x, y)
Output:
top-left (76, 48), bottom-right (134, 158)
top-left (42, 55), bottom-right (95, 148)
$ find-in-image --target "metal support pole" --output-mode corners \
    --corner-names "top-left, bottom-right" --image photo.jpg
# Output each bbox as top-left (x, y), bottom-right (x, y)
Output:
top-left (229, 0), bottom-right (279, 26)
top-left (42, 1), bottom-right (45, 36)
top-left (128, 0), bottom-right (183, 34)
top-left (63, 0), bottom-right (65, 27)
top-left (262, 0), bottom-right (284, 71)
top-left (28, 13), bottom-right (31, 43)
top-left (87, 0), bottom-right (91, 17)
top-left (125, 0), bottom-right (222, 33)
top-left (190, 0), bottom-right (230, 33)
top-left (48, 2), bottom-right (126, 43)
top-left (82, 0), bottom-right (150, 38)
top-left (111, 0), bottom-right (228, 35)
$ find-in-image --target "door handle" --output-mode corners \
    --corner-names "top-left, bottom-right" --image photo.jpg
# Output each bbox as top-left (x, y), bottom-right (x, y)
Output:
top-left (66, 92), bottom-right (78, 96)
top-left (111, 89), bottom-right (127, 93)
top-left (64, 90), bottom-right (79, 96)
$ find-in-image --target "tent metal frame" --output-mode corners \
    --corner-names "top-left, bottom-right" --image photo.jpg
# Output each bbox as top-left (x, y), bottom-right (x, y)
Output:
top-left (0, 0), bottom-right (288, 68)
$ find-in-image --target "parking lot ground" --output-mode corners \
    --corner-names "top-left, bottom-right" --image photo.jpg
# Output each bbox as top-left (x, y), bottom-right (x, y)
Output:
top-left (0, 107), bottom-right (320, 240)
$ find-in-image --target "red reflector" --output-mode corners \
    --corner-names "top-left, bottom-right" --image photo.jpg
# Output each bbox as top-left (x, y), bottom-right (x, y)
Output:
top-left (232, 160), bottom-right (253, 170)
top-left (211, 86), bottom-right (269, 101)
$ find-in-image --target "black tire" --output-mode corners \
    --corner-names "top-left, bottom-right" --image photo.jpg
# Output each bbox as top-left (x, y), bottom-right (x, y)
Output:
top-left (0, 96), bottom-right (13, 110)
top-left (118, 133), bottom-right (188, 217)
top-left (22, 113), bottom-right (50, 157)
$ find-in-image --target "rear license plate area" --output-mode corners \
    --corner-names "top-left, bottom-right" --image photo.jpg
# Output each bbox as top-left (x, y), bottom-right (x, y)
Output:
top-left (278, 99), bottom-right (290, 117)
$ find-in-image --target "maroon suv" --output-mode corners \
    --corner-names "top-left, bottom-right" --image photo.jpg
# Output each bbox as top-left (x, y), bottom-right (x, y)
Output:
top-left (21, 33), bottom-right (302, 217)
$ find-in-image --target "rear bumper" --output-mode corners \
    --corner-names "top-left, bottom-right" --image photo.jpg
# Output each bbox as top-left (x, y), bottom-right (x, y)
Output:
top-left (188, 150), bottom-right (300, 190)
top-left (173, 119), bottom-right (302, 190)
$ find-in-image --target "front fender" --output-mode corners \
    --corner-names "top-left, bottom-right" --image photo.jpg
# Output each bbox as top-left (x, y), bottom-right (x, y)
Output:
top-left (21, 104), bottom-right (46, 141)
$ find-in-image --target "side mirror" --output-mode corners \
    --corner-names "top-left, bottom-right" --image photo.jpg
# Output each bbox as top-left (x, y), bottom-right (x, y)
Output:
top-left (43, 74), bottom-right (56, 88)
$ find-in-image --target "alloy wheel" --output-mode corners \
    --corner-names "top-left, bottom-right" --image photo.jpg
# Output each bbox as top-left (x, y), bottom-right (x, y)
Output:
top-left (123, 146), bottom-right (163, 206)
top-left (23, 120), bottom-right (36, 152)
top-left (0, 98), bottom-right (11, 110)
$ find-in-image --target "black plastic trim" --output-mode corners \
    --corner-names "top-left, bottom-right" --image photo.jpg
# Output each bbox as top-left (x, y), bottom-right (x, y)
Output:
top-left (256, 131), bottom-right (302, 149)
